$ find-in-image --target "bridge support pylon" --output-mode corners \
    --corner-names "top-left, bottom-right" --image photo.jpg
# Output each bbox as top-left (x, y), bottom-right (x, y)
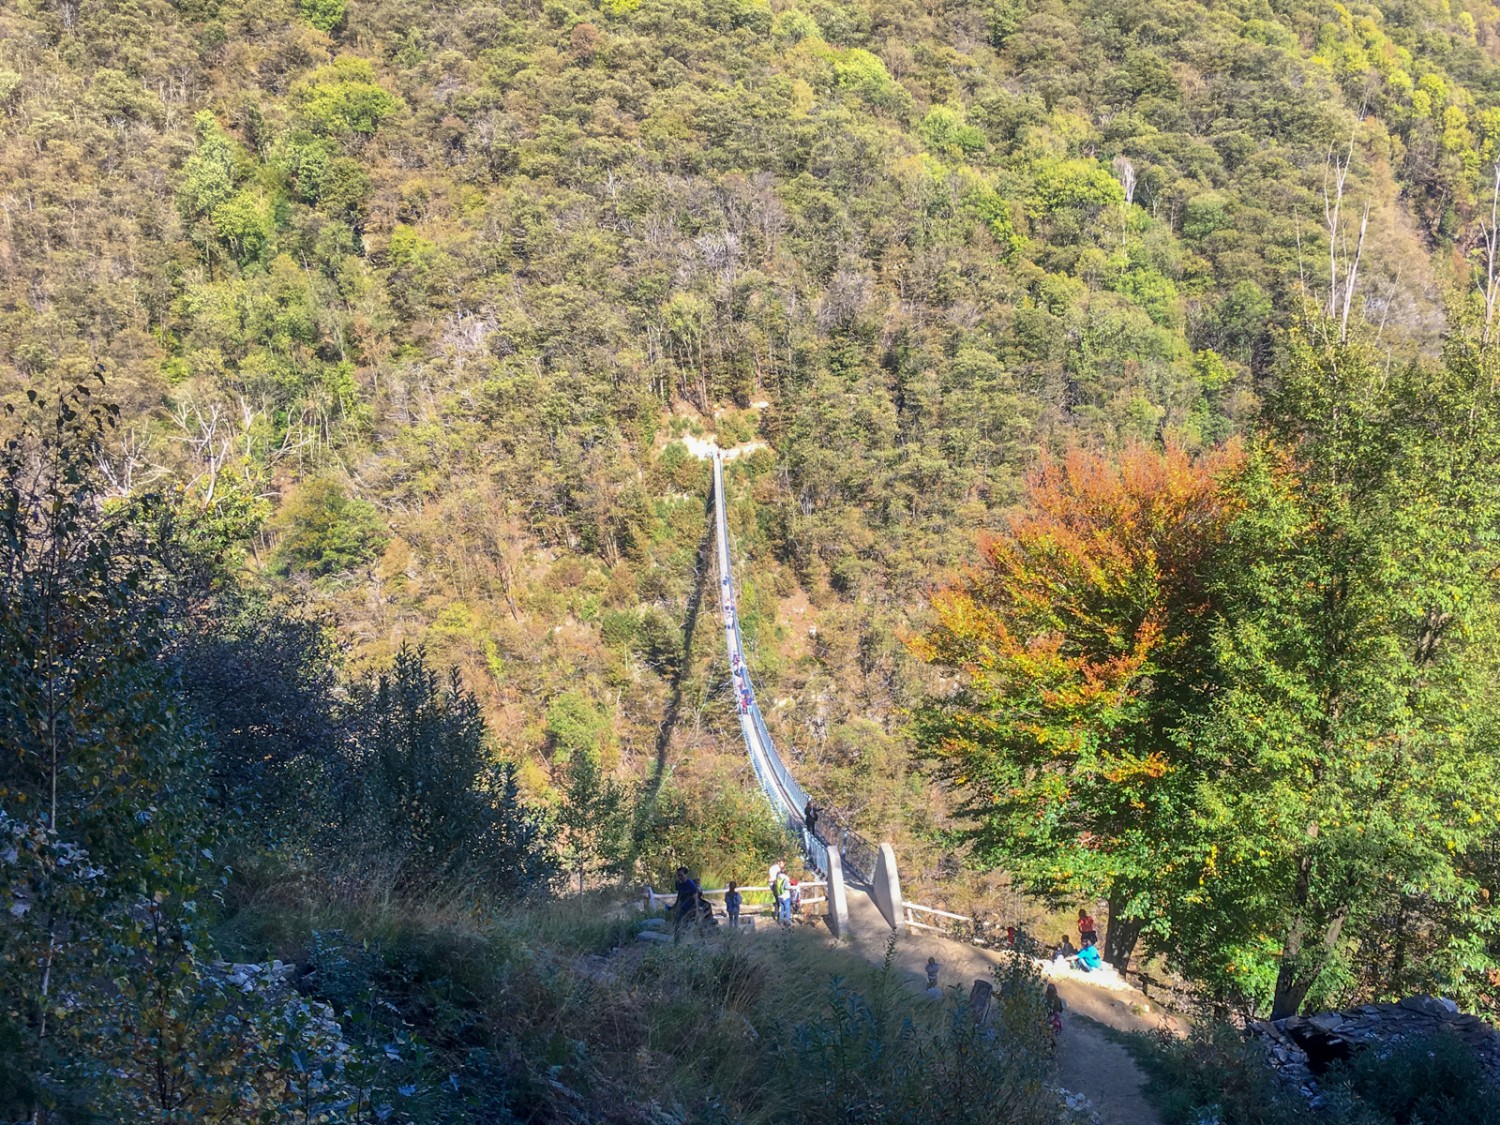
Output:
top-left (872, 843), bottom-right (904, 932)
top-left (824, 847), bottom-right (850, 938)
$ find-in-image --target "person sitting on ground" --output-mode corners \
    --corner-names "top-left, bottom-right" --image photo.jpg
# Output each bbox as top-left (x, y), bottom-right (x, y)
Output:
top-left (725, 882), bottom-right (742, 928)
top-left (1054, 934), bottom-right (1077, 962)
top-left (1077, 908), bottom-right (1098, 947)
top-left (1074, 939), bottom-right (1103, 973)
top-left (673, 867), bottom-right (701, 939)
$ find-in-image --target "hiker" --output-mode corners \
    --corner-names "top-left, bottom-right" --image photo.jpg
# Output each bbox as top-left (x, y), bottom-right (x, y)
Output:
top-left (1074, 940), bottom-right (1103, 973)
top-left (1044, 983), bottom-right (1066, 1041)
top-left (803, 799), bottom-right (820, 839)
top-left (1054, 934), bottom-right (1077, 962)
top-left (768, 857), bottom-right (782, 890)
top-left (1077, 908), bottom-right (1098, 947)
top-left (925, 956), bottom-right (940, 990)
top-left (673, 867), bottom-right (701, 939)
top-left (773, 866), bottom-right (792, 927)
top-left (789, 877), bottom-right (802, 915)
top-left (725, 882), bottom-right (742, 928)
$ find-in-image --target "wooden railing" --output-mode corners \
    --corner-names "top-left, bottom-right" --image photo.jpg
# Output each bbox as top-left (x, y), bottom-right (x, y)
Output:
top-left (903, 901), bottom-right (974, 934)
top-left (644, 880), bottom-right (828, 914)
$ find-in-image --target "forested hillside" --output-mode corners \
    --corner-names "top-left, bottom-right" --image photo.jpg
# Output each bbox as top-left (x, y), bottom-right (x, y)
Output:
top-left (8, 0), bottom-right (1500, 1111)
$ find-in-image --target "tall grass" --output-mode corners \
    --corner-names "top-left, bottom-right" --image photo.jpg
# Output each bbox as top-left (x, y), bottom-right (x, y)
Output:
top-left (215, 859), bottom-right (1065, 1123)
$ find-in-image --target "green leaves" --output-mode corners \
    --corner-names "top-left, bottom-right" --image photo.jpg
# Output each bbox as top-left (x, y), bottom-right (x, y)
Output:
top-left (268, 478), bottom-right (387, 581)
top-left (290, 58), bottom-right (403, 138)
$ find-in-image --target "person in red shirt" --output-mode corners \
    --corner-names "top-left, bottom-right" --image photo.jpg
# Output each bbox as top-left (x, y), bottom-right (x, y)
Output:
top-left (1077, 908), bottom-right (1098, 947)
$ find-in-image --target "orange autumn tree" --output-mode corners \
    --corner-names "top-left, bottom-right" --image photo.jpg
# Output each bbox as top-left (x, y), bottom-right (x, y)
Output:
top-left (911, 443), bottom-right (1241, 970)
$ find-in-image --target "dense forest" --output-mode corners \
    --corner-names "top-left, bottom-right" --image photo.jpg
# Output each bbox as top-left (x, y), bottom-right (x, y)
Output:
top-left (7, 0), bottom-right (1500, 1114)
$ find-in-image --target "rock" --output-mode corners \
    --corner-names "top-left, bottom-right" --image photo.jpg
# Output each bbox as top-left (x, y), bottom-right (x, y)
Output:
top-left (638, 917), bottom-right (667, 931)
top-left (1248, 994), bottom-right (1500, 1101)
top-left (637, 930), bottom-right (672, 943)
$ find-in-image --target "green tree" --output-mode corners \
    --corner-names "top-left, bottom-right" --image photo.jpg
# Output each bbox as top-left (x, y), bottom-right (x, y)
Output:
top-left (337, 646), bottom-right (556, 895)
top-left (291, 57), bottom-right (402, 137)
top-left (556, 749), bottom-right (631, 894)
top-left (269, 477), bottom-right (387, 579)
top-left (1178, 324), bottom-right (1500, 1016)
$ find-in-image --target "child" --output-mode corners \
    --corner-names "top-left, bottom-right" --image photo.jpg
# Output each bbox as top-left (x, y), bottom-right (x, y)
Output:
top-left (773, 868), bottom-right (792, 927)
top-left (1044, 983), bottom-right (1066, 1040)
top-left (725, 882), bottom-right (742, 927)
top-left (1054, 934), bottom-right (1077, 962)
top-left (925, 956), bottom-right (940, 990)
top-left (1077, 908), bottom-right (1098, 947)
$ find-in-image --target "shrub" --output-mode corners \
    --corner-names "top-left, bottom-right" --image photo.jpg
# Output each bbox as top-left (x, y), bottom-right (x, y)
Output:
top-left (1127, 1023), bottom-right (1303, 1125)
top-left (1323, 1031), bottom-right (1498, 1124)
top-left (269, 477), bottom-right (387, 579)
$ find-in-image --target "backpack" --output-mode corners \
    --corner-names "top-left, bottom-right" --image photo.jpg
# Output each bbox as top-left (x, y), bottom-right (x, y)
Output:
top-left (773, 872), bottom-right (790, 900)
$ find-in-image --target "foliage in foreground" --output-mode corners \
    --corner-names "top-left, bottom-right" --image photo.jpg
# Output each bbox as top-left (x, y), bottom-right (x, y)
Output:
top-left (1129, 1022), bottom-right (1499, 1125)
top-left (220, 876), bottom-right (1067, 1125)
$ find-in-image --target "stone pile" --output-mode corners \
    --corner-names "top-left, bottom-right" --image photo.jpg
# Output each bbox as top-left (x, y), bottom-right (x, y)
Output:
top-left (1247, 994), bottom-right (1500, 1101)
top-left (217, 959), bottom-right (295, 992)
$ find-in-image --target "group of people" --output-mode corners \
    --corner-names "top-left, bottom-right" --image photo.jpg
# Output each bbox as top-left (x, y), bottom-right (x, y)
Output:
top-left (1053, 909), bottom-right (1103, 973)
top-left (671, 860), bottom-right (803, 936)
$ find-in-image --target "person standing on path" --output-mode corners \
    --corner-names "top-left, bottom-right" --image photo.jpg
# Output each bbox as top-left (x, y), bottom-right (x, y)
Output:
top-left (773, 867), bottom-right (792, 927)
top-left (1044, 982), bottom-right (1066, 1043)
top-left (1077, 908), bottom-right (1098, 948)
top-left (725, 882), bottom-right (742, 928)
top-left (673, 867), bottom-right (701, 940)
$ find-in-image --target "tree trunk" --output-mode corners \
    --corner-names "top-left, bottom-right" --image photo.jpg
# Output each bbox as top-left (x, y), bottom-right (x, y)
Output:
top-left (1271, 847), bottom-right (1349, 1018)
top-left (1103, 893), bottom-right (1144, 975)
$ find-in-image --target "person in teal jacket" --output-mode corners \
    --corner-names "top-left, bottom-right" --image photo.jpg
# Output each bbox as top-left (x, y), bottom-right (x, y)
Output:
top-left (1074, 940), bottom-right (1103, 972)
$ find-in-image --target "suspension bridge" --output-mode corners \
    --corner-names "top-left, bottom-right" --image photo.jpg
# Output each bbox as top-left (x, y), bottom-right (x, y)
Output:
top-left (710, 449), bottom-right (954, 936)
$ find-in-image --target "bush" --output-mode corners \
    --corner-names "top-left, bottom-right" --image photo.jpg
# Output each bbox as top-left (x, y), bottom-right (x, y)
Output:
top-left (779, 945), bottom-right (1061, 1125)
top-left (1323, 1031), bottom-right (1498, 1124)
top-left (1131, 1022), bottom-right (1499, 1125)
top-left (331, 646), bottom-right (556, 896)
top-left (1127, 1023), bottom-right (1303, 1125)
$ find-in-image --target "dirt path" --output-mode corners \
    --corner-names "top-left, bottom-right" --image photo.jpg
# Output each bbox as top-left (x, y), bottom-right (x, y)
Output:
top-left (833, 889), bottom-right (1171, 1125)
